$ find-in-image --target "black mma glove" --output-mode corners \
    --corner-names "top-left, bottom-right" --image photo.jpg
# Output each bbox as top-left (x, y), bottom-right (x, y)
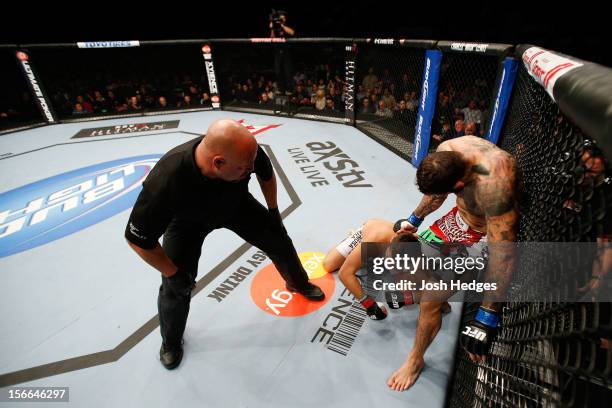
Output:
top-left (385, 289), bottom-right (415, 309)
top-left (393, 213), bottom-right (423, 233)
top-left (460, 306), bottom-right (500, 357)
top-left (268, 207), bottom-right (287, 235)
top-left (360, 296), bottom-right (388, 320)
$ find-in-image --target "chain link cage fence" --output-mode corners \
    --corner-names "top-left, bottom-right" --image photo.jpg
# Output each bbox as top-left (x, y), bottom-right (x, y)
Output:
top-left (213, 40), bottom-right (346, 123)
top-left (0, 48), bottom-right (44, 132)
top-left (354, 41), bottom-right (428, 161)
top-left (447, 61), bottom-right (612, 407)
top-left (23, 44), bottom-right (211, 122)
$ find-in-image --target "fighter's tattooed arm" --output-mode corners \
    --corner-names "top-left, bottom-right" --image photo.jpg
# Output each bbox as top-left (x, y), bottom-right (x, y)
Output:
top-left (477, 158), bottom-right (519, 310)
top-left (414, 193), bottom-right (449, 219)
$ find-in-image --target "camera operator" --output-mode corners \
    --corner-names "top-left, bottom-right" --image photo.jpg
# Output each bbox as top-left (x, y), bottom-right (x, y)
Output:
top-left (269, 9), bottom-right (295, 94)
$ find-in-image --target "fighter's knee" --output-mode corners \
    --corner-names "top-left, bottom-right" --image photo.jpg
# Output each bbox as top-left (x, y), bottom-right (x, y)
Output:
top-left (322, 250), bottom-right (343, 273)
top-left (322, 256), bottom-right (335, 273)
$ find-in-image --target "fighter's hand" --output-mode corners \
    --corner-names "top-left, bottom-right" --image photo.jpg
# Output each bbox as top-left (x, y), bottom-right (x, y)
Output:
top-left (360, 296), bottom-right (388, 320)
top-left (460, 306), bottom-right (500, 363)
top-left (393, 219), bottom-right (418, 234)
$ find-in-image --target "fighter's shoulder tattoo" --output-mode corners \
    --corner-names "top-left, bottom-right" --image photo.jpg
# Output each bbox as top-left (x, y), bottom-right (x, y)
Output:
top-left (471, 164), bottom-right (490, 175)
top-left (477, 178), bottom-right (516, 217)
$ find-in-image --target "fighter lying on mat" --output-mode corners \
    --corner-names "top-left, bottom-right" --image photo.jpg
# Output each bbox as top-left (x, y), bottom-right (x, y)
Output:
top-left (322, 219), bottom-right (451, 392)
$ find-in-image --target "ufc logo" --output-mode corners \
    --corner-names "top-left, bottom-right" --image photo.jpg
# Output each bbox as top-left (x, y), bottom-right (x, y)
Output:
top-left (462, 326), bottom-right (486, 341)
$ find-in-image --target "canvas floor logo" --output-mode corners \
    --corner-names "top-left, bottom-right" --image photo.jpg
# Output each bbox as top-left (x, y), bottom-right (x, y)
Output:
top-left (0, 155), bottom-right (160, 258)
top-left (237, 119), bottom-right (281, 136)
top-left (287, 141), bottom-right (373, 188)
top-left (250, 252), bottom-right (335, 317)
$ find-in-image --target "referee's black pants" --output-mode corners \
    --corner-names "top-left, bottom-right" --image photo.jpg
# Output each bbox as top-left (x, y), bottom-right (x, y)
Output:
top-left (157, 193), bottom-right (309, 348)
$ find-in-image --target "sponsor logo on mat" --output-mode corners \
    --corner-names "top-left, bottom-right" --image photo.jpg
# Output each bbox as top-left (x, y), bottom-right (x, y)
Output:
top-left (237, 119), bottom-right (281, 136)
top-left (0, 155), bottom-right (160, 258)
top-left (251, 252), bottom-right (335, 317)
top-left (288, 141), bottom-right (373, 188)
top-left (72, 121), bottom-right (180, 139)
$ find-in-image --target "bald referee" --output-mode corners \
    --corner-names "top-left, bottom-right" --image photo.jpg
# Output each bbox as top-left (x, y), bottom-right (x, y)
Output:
top-left (125, 119), bottom-right (324, 370)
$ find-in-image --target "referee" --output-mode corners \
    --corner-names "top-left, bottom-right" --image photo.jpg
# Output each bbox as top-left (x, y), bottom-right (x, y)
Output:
top-left (125, 119), bottom-right (324, 369)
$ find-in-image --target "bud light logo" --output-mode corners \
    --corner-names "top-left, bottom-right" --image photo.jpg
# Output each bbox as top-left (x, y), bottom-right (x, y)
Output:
top-left (0, 155), bottom-right (161, 258)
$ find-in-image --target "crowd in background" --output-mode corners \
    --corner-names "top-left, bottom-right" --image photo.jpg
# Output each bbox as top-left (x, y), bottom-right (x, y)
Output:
top-left (1, 74), bottom-right (213, 126)
top-left (227, 63), bottom-right (492, 142)
top-left (2, 57), bottom-right (492, 145)
top-left (53, 75), bottom-right (212, 117)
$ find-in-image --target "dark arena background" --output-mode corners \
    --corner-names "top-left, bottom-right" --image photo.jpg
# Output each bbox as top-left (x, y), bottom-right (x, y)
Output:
top-left (1, 3), bottom-right (611, 407)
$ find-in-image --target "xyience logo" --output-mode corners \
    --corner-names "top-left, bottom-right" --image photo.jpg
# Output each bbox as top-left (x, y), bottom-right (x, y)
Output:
top-left (250, 252), bottom-right (335, 317)
top-left (0, 155), bottom-right (160, 258)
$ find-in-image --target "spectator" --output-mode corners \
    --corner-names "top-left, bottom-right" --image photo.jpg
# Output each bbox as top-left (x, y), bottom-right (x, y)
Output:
top-left (73, 102), bottom-right (87, 115)
top-left (382, 88), bottom-right (397, 111)
top-left (375, 100), bottom-right (393, 118)
top-left (157, 96), bottom-right (168, 109)
top-left (329, 87), bottom-right (342, 109)
top-left (310, 86), bottom-right (320, 105)
top-left (263, 86), bottom-right (274, 101)
top-left (187, 85), bottom-right (200, 101)
top-left (317, 79), bottom-right (326, 93)
top-left (178, 95), bottom-right (193, 108)
top-left (323, 97), bottom-right (336, 113)
top-left (465, 121), bottom-right (478, 136)
top-left (462, 99), bottom-right (483, 125)
top-left (406, 91), bottom-right (419, 111)
top-left (260, 92), bottom-right (272, 105)
top-left (394, 100), bottom-right (412, 124)
top-left (127, 96), bottom-right (142, 111)
top-left (362, 67), bottom-right (378, 92)
top-left (292, 84), bottom-right (310, 105)
top-left (359, 97), bottom-right (374, 115)
top-left (256, 79), bottom-right (265, 94)
top-left (432, 121), bottom-right (453, 143)
top-left (200, 92), bottom-right (211, 107)
top-left (453, 119), bottom-right (466, 138)
top-left (236, 84), bottom-right (255, 103)
top-left (370, 94), bottom-right (379, 113)
top-left (76, 95), bottom-right (93, 113)
top-left (314, 89), bottom-right (326, 110)
top-left (92, 90), bottom-right (108, 113)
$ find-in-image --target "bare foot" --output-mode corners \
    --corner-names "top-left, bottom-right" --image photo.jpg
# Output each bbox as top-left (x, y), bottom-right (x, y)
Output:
top-left (387, 355), bottom-right (424, 392)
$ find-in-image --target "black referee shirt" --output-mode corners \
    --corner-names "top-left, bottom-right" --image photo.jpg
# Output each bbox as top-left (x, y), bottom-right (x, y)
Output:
top-left (125, 136), bottom-right (273, 249)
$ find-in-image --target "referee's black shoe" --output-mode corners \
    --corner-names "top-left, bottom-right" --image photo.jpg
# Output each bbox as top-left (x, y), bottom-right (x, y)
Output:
top-left (286, 282), bottom-right (325, 301)
top-left (160, 340), bottom-right (184, 370)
